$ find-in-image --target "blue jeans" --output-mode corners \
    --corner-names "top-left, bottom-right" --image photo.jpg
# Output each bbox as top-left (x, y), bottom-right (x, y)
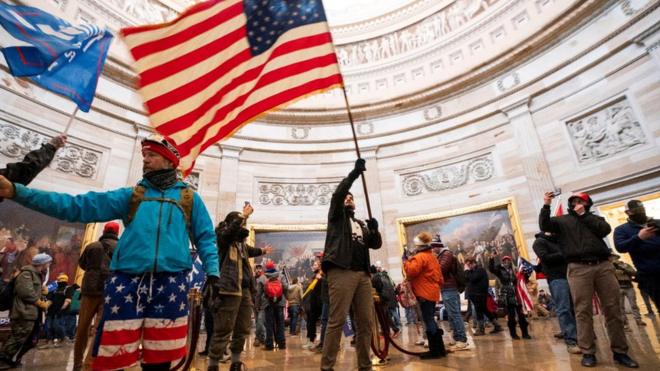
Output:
top-left (442, 288), bottom-right (467, 342)
top-left (62, 313), bottom-right (77, 339)
top-left (288, 304), bottom-right (299, 334)
top-left (549, 279), bottom-right (577, 345)
top-left (45, 314), bottom-right (66, 341)
top-left (404, 307), bottom-right (417, 324)
top-left (388, 303), bottom-right (401, 331)
top-left (419, 299), bottom-right (439, 335)
top-left (256, 308), bottom-right (266, 342)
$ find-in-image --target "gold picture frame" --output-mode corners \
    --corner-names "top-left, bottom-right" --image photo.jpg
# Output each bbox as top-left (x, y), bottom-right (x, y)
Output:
top-left (396, 197), bottom-right (529, 261)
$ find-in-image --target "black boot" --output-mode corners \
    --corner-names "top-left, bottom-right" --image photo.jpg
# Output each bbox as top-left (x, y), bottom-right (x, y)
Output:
top-left (521, 326), bottom-right (531, 340)
top-left (420, 331), bottom-right (444, 359)
top-left (509, 326), bottom-right (519, 340)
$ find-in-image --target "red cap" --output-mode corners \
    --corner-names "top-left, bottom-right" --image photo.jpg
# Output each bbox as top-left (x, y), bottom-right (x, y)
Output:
top-left (103, 222), bottom-right (120, 235)
top-left (265, 261), bottom-right (276, 271)
top-left (142, 135), bottom-right (181, 167)
top-left (502, 255), bottom-right (513, 261)
top-left (568, 192), bottom-right (593, 207)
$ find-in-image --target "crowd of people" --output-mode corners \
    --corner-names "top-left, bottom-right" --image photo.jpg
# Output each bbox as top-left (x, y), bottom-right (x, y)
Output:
top-left (0, 135), bottom-right (658, 371)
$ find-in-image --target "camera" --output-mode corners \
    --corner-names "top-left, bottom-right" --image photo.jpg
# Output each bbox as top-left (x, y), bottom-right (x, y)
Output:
top-left (551, 188), bottom-right (562, 197)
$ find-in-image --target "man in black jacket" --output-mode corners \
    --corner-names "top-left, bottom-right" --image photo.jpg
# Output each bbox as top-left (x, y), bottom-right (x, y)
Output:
top-left (464, 257), bottom-right (502, 336)
top-left (73, 222), bottom-right (119, 371)
top-left (532, 232), bottom-right (579, 354)
top-left (539, 192), bottom-right (637, 368)
top-left (321, 159), bottom-right (382, 371)
top-left (0, 135), bottom-right (66, 186)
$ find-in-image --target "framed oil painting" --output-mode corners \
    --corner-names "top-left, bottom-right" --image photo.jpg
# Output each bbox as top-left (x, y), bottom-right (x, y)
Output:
top-left (0, 200), bottom-right (90, 286)
top-left (248, 224), bottom-right (326, 284)
top-left (396, 198), bottom-right (528, 270)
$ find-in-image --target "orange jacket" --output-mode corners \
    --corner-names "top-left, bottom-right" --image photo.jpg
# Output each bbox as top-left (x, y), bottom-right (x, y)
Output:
top-left (403, 249), bottom-right (442, 302)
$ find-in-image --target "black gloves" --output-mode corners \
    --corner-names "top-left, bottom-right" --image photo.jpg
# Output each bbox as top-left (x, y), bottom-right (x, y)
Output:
top-left (202, 275), bottom-right (221, 309)
top-left (366, 218), bottom-right (379, 230)
top-left (237, 227), bottom-right (250, 240)
top-left (354, 158), bottom-right (366, 173)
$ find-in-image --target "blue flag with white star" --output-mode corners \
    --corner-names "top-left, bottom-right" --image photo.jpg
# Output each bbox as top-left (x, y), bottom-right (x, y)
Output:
top-left (0, 4), bottom-right (113, 112)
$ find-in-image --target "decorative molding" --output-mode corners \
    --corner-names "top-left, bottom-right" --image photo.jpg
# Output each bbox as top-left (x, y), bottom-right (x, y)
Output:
top-left (495, 72), bottom-right (520, 92)
top-left (258, 181), bottom-right (338, 206)
top-left (621, 0), bottom-right (636, 16)
top-left (565, 97), bottom-right (647, 165)
top-left (357, 122), bottom-right (374, 136)
top-left (291, 127), bottom-right (310, 140)
top-left (423, 104), bottom-right (442, 120)
top-left (0, 122), bottom-right (102, 179)
top-left (401, 154), bottom-right (494, 196)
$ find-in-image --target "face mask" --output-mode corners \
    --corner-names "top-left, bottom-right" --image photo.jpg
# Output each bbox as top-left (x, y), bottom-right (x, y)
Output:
top-left (629, 211), bottom-right (647, 224)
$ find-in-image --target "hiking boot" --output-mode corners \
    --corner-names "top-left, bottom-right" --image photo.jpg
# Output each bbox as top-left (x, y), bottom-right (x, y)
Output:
top-left (229, 362), bottom-right (246, 371)
top-left (490, 323), bottom-right (503, 334)
top-left (581, 354), bottom-right (597, 367)
top-left (613, 353), bottom-right (639, 368)
top-left (566, 344), bottom-right (581, 354)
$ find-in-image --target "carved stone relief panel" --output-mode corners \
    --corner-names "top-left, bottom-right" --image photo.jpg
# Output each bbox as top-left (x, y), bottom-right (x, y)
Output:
top-left (335, 0), bottom-right (500, 68)
top-left (0, 122), bottom-right (102, 179)
top-left (258, 181), bottom-right (338, 206)
top-left (401, 155), bottom-right (494, 196)
top-left (291, 127), bottom-right (310, 140)
top-left (565, 97), bottom-right (647, 164)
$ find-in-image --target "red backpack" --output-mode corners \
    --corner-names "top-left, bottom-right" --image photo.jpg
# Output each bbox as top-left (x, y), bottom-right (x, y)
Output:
top-left (265, 278), bottom-right (283, 303)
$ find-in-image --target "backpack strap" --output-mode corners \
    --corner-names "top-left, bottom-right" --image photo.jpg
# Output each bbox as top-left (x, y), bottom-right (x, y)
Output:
top-left (127, 185), bottom-right (146, 225)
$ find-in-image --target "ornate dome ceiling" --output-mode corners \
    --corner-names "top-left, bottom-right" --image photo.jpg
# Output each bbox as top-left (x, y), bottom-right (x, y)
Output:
top-left (40, 0), bottom-right (637, 124)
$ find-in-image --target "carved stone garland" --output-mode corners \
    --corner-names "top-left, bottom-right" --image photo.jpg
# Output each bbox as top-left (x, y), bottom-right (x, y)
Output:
top-left (258, 182), bottom-right (338, 206)
top-left (0, 122), bottom-right (101, 179)
top-left (401, 155), bottom-right (494, 196)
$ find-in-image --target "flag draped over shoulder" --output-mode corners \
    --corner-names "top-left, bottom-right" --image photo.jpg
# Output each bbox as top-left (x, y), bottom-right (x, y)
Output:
top-left (121, 0), bottom-right (343, 174)
top-left (0, 4), bottom-right (113, 112)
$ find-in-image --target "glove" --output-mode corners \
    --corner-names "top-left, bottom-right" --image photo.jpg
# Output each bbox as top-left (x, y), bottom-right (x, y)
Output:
top-left (354, 158), bottom-right (366, 173)
top-left (237, 227), bottom-right (250, 240)
top-left (366, 218), bottom-right (379, 231)
top-left (202, 275), bottom-right (221, 309)
top-left (35, 300), bottom-right (51, 311)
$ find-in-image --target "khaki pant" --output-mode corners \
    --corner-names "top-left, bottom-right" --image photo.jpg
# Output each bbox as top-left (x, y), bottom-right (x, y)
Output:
top-left (73, 295), bottom-right (104, 371)
top-left (567, 261), bottom-right (628, 355)
top-left (321, 269), bottom-right (373, 371)
top-left (208, 290), bottom-right (253, 360)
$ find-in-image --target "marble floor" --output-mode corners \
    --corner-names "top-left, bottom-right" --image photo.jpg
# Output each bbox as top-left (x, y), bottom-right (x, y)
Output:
top-left (12, 315), bottom-right (660, 370)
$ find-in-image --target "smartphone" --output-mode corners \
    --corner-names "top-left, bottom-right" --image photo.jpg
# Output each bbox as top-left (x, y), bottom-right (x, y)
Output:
top-left (551, 188), bottom-right (562, 197)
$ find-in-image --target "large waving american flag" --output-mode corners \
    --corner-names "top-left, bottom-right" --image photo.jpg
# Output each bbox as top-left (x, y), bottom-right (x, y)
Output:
top-left (121, 0), bottom-right (343, 173)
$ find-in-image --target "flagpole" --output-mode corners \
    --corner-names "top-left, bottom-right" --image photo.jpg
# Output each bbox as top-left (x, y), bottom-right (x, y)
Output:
top-left (339, 85), bottom-right (373, 220)
top-left (63, 107), bottom-right (79, 135)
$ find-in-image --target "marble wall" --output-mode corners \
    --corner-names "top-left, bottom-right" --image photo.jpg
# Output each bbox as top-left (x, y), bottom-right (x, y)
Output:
top-left (1, 0), bottom-right (659, 282)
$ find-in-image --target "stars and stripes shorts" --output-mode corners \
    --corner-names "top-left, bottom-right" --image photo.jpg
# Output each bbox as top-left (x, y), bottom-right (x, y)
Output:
top-left (91, 271), bottom-right (190, 370)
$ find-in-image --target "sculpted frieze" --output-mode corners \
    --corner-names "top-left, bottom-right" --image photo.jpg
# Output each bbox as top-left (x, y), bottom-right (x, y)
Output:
top-left (566, 98), bottom-right (647, 164)
top-left (401, 155), bottom-right (494, 196)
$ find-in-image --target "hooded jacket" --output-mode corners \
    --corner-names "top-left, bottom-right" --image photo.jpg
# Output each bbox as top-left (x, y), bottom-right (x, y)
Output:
top-left (532, 232), bottom-right (567, 281)
top-left (0, 143), bottom-right (56, 185)
top-left (464, 265), bottom-right (489, 297)
top-left (614, 219), bottom-right (660, 276)
top-left (538, 201), bottom-right (611, 263)
top-left (403, 248), bottom-right (442, 302)
top-left (11, 264), bottom-right (43, 321)
top-left (78, 231), bottom-right (118, 297)
top-left (12, 179), bottom-right (219, 277)
top-left (321, 169), bottom-right (382, 273)
top-left (256, 270), bottom-right (289, 308)
top-left (215, 212), bottom-right (265, 296)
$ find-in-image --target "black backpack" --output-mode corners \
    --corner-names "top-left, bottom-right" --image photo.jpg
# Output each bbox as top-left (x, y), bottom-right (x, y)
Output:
top-left (0, 275), bottom-right (18, 311)
top-left (378, 273), bottom-right (397, 303)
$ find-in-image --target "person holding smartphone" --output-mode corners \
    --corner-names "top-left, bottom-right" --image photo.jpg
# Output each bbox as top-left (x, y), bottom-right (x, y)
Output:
top-left (613, 200), bottom-right (660, 320)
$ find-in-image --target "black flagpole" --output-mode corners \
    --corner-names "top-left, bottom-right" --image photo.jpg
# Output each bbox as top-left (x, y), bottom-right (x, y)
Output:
top-left (339, 85), bottom-right (373, 220)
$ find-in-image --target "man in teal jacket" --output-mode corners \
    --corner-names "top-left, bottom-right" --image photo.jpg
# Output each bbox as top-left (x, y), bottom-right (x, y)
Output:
top-left (0, 135), bottom-right (220, 371)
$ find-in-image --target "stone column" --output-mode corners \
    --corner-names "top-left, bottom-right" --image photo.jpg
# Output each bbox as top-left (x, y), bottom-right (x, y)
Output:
top-left (125, 125), bottom-right (149, 186)
top-left (504, 100), bottom-right (555, 211)
top-left (216, 144), bottom-right (242, 218)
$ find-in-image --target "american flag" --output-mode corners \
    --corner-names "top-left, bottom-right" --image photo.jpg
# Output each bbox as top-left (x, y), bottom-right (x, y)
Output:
top-left (516, 257), bottom-right (534, 314)
top-left (121, 0), bottom-right (343, 174)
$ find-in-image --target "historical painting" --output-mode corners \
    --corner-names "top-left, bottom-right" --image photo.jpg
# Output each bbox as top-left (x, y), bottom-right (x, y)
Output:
top-left (249, 225), bottom-right (326, 284)
top-left (397, 198), bottom-right (528, 270)
top-left (0, 200), bottom-right (87, 285)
